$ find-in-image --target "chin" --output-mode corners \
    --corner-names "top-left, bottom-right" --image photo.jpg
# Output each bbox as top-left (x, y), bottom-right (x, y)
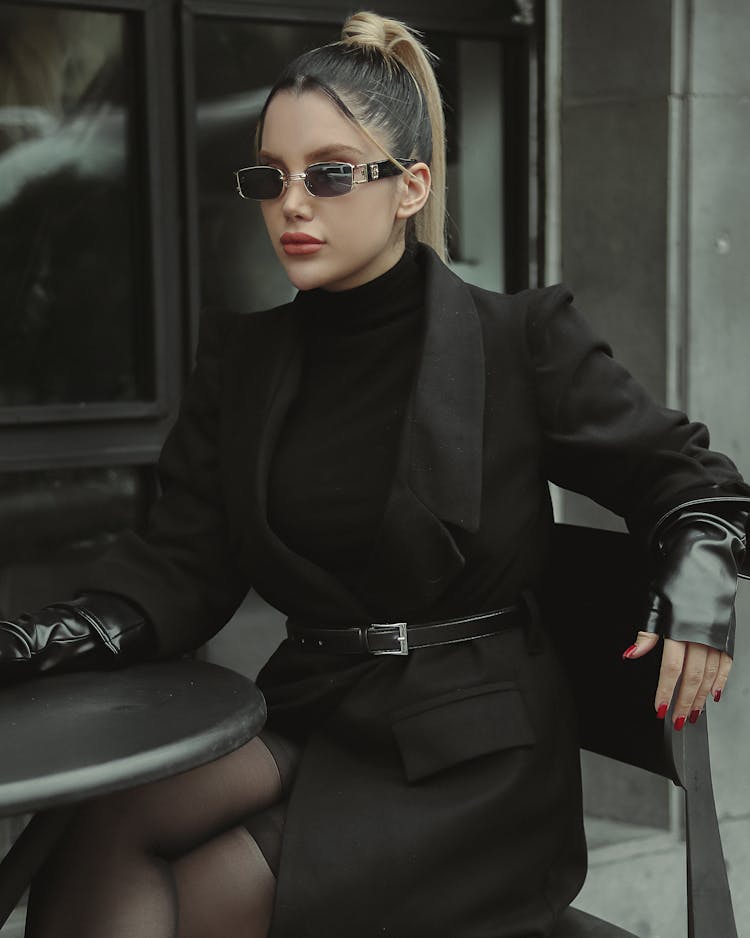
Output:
top-left (279, 256), bottom-right (340, 292)
top-left (276, 248), bottom-right (389, 293)
top-left (283, 267), bottom-right (330, 292)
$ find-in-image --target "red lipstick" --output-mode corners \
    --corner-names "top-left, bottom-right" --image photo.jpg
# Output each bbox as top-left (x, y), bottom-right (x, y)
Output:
top-left (281, 232), bottom-right (324, 256)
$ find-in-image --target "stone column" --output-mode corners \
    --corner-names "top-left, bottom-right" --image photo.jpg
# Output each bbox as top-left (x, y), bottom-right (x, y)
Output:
top-left (678, 2), bottom-right (750, 824)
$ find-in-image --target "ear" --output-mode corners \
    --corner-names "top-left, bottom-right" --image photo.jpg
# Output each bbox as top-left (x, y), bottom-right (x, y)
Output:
top-left (395, 162), bottom-right (431, 220)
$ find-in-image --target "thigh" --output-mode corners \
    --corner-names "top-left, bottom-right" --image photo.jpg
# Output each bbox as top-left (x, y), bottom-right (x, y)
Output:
top-left (82, 736), bottom-right (283, 858)
top-left (174, 826), bottom-right (275, 938)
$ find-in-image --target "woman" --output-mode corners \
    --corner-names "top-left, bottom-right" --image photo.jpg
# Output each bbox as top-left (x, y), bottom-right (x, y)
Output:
top-left (2, 12), bottom-right (748, 938)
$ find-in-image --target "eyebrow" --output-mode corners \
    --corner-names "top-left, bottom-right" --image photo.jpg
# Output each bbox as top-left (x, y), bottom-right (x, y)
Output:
top-left (258, 143), bottom-right (367, 164)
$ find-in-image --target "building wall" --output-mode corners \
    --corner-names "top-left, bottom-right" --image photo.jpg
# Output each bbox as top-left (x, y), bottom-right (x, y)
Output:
top-left (682, 1), bottom-right (750, 823)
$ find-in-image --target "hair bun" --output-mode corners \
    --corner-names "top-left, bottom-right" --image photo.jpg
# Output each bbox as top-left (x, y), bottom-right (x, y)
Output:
top-left (340, 11), bottom-right (429, 64)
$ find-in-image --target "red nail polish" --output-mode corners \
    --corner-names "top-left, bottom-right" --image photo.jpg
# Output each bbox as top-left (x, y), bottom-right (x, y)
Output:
top-left (621, 644), bottom-right (638, 660)
top-left (657, 703), bottom-right (668, 720)
top-left (689, 710), bottom-right (700, 724)
top-left (674, 716), bottom-right (686, 731)
top-left (713, 689), bottom-right (722, 703)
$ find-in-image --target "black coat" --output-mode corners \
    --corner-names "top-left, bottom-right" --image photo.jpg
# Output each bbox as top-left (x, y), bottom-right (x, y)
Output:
top-left (82, 245), bottom-right (750, 936)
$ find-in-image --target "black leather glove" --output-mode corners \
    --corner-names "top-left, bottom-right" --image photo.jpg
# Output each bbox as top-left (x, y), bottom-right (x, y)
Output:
top-left (643, 506), bottom-right (748, 657)
top-left (0, 592), bottom-right (156, 681)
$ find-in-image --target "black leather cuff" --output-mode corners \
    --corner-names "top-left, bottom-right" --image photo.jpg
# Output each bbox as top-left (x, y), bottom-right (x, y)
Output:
top-left (0, 592), bottom-right (156, 680)
top-left (643, 506), bottom-right (748, 656)
top-left (647, 495), bottom-right (750, 578)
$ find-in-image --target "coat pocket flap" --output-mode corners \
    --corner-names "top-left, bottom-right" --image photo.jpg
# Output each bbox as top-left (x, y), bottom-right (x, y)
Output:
top-left (391, 681), bottom-right (535, 783)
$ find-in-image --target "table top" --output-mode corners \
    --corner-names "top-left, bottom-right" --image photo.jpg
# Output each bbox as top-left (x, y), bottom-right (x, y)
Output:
top-left (0, 660), bottom-right (266, 816)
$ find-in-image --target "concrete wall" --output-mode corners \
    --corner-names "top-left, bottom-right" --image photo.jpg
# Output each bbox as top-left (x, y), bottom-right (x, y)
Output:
top-left (681, 1), bottom-right (750, 826)
top-left (558, 0), bottom-right (672, 400)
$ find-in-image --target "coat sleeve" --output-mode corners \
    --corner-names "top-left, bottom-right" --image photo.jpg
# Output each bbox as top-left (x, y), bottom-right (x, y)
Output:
top-left (524, 284), bottom-right (750, 563)
top-left (78, 309), bottom-right (250, 657)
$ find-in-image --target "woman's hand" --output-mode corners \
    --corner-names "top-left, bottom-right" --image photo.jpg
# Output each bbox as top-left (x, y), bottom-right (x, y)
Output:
top-left (622, 631), bottom-right (732, 729)
top-left (0, 594), bottom-right (155, 681)
top-left (620, 503), bottom-right (746, 727)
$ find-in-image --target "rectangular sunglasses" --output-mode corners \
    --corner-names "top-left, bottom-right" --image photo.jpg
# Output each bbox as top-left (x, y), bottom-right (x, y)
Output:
top-left (234, 158), bottom-right (417, 201)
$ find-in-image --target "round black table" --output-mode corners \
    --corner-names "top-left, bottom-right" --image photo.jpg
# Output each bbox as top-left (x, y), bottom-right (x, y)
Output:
top-left (0, 660), bottom-right (266, 928)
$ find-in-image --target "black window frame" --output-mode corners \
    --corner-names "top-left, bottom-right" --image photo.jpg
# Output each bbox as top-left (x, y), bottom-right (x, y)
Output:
top-left (1, 0), bottom-right (183, 472)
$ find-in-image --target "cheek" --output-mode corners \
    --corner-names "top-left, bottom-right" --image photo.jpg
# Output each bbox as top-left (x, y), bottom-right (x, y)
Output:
top-left (330, 192), bottom-right (397, 243)
top-left (260, 203), bottom-right (276, 233)
top-left (260, 205), bottom-right (286, 259)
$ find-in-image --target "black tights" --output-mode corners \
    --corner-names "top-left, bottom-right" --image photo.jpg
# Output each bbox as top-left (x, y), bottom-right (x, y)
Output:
top-left (24, 735), bottom-right (296, 938)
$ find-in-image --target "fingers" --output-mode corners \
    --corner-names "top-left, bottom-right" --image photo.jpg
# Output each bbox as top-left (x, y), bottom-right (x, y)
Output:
top-left (710, 651), bottom-right (733, 704)
top-left (653, 637), bottom-right (688, 723)
top-left (668, 640), bottom-right (712, 728)
top-left (685, 647), bottom-right (722, 721)
top-left (621, 631), bottom-right (660, 660)
top-left (622, 633), bottom-right (732, 730)
top-left (661, 642), bottom-right (733, 727)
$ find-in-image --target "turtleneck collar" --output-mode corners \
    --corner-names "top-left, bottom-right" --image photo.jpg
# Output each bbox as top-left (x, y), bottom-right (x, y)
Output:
top-left (292, 247), bottom-right (423, 334)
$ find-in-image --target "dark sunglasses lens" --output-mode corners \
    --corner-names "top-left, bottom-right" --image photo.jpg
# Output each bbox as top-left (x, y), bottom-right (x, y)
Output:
top-left (306, 163), bottom-right (353, 197)
top-left (238, 167), bottom-right (283, 200)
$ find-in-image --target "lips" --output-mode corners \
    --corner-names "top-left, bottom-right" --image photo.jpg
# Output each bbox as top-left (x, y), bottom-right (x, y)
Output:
top-left (280, 232), bottom-right (324, 256)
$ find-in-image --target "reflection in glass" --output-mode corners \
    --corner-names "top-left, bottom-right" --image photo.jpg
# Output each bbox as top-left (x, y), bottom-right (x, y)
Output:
top-left (192, 19), bottom-right (506, 315)
top-left (448, 40), bottom-right (505, 292)
top-left (0, 5), bottom-right (152, 408)
top-left (0, 465), bottom-right (146, 566)
top-left (193, 21), bottom-right (336, 314)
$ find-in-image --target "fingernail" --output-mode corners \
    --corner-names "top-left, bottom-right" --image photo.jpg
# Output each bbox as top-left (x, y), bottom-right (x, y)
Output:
top-left (713, 689), bottom-right (722, 703)
top-left (621, 644), bottom-right (638, 660)
top-left (674, 716), bottom-right (686, 731)
top-left (689, 709), bottom-right (701, 724)
top-left (657, 703), bottom-right (668, 720)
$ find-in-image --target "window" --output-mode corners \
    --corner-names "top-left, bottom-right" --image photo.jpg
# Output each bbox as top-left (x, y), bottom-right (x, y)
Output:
top-left (0, 5), bottom-right (153, 410)
top-left (1, 0), bottom-right (182, 470)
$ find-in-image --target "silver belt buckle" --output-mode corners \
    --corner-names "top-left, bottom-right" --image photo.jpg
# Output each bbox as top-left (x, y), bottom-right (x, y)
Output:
top-left (367, 622), bottom-right (409, 655)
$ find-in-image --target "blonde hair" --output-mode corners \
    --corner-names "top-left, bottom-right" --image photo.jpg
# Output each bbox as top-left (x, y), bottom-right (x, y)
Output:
top-left (257, 11), bottom-right (447, 259)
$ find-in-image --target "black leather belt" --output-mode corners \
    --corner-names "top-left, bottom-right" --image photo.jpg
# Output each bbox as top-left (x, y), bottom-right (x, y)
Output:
top-left (285, 605), bottom-right (524, 656)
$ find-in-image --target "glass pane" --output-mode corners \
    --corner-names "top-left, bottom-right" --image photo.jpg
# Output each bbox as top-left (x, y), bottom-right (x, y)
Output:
top-left (191, 19), bottom-right (507, 314)
top-left (0, 463), bottom-right (153, 627)
top-left (0, 465), bottom-right (148, 569)
top-left (435, 35), bottom-right (506, 293)
top-left (193, 20), bottom-right (337, 313)
top-left (0, 4), bottom-right (153, 407)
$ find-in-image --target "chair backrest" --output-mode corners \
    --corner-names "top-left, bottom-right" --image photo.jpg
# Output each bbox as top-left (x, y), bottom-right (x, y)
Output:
top-left (541, 523), bottom-right (737, 938)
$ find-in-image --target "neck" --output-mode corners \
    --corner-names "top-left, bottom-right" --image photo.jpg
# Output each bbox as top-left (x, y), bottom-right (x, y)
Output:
top-left (293, 244), bottom-right (423, 334)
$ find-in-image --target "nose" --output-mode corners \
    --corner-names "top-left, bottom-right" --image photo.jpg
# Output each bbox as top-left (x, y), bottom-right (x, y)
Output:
top-left (280, 175), bottom-right (313, 220)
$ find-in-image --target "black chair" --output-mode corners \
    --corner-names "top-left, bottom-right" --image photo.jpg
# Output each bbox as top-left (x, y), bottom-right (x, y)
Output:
top-left (544, 523), bottom-right (738, 938)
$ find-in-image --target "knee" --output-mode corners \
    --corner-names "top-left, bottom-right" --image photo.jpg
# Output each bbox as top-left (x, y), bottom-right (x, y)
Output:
top-left (62, 786), bottom-right (161, 852)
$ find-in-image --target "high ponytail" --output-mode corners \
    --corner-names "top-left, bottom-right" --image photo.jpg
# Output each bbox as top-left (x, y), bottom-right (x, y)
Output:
top-left (256, 12), bottom-right (447, 260)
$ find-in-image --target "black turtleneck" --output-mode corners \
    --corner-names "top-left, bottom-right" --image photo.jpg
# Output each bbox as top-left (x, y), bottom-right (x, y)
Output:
top-left (267, 250), bottom-right (425, 588)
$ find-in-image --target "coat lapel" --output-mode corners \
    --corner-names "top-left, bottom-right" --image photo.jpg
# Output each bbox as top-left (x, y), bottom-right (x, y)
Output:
top-left (229, 247), bottom-right (486, 622)
top-left (356, 247), bottom-right (486, 616)
top-left (230, 307), bottom-right (371, 622)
